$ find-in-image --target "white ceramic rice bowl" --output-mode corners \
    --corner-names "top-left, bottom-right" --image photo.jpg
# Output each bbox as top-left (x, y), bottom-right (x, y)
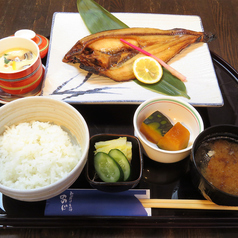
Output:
top-left (0, 96), bottom-right (89, 201)
top-left (133, 96), bottom-right (204, 163)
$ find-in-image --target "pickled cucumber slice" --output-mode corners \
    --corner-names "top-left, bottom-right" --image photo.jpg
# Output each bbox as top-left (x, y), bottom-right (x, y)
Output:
top-left (94, 152), bottom-right (123, 182)
top-left (108, 149), bottom-right (131, 181)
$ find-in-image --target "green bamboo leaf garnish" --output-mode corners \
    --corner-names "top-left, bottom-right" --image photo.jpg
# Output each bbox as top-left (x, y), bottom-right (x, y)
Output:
top-left (76, 0), bottom-right (190, 99)
top-left (77, 0), bottom-right (129, 34)
top-left (135, 68), bottom-right (190, 99)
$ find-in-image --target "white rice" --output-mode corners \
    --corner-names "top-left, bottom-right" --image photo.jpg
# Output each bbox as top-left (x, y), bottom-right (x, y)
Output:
top-left (0, 121), bottom-right (81, 190)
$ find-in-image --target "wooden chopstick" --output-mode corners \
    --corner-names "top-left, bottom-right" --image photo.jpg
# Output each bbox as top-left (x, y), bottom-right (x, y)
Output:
top-left (139, 199), bottom-right (238, 211)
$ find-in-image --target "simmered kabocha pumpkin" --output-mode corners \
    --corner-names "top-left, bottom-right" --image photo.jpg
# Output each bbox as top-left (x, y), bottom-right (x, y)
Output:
top-left (157, 122), bottom-right (190, 151)
top-left (140, 111), bottom-right (173, 144)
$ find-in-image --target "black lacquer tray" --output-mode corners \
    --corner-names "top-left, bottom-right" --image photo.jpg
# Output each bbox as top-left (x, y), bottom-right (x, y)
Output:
top-left (0, 52), bottom-right (238, 229)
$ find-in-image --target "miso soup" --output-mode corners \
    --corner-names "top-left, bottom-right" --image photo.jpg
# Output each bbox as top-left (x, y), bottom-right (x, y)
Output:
top-left (0, 48), bottom-right (37, 72)
top-left (196, 138), bottom-right (238, 196)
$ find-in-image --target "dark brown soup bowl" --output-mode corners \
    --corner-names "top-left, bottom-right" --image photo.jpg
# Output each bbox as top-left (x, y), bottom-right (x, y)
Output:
top-left (190, 124), bottom-right (238, 206)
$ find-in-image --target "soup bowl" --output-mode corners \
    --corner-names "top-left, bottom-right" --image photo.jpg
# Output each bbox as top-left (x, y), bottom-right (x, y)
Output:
top-left (190, 124), bottom-right (238, 206)
top-left (0, 36), bottom-right (44, 95)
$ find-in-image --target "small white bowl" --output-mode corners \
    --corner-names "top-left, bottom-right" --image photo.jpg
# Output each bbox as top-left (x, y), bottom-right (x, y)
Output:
top-left (14, 29), bottom-right (36, 40)
top-left (0, 97), bottom-right (90, 201)
top-left (133, 97), bottom-right (204, 163)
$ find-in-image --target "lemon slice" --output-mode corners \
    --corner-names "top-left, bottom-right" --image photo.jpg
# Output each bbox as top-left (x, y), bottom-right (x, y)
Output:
top-left (133, 56), bottom-right (163, 84)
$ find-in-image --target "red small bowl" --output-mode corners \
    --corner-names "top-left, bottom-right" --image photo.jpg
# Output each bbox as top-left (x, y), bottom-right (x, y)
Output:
top-left (0, 37), bottom-right (44, 95)
top-left (32, 34), bottom-right (49, 59)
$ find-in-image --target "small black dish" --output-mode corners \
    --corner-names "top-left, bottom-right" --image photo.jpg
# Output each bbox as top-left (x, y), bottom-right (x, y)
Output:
top-left (86, 134), bottom-right (143, 192)
top-left (190, 124), bottom-right (238, 206)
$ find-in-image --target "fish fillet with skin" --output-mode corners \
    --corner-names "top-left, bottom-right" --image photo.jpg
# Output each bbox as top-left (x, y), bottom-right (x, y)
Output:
top-left (63, 28), bottom-right (214, 82)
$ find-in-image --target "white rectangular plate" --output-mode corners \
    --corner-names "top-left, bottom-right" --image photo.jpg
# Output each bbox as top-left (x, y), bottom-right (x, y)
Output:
top-left (42, 12), bottom-right (223, 106)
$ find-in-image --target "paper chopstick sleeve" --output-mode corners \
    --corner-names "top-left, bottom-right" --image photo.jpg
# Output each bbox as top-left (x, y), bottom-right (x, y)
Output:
top-left (44, 189), bottom-right (148, 216)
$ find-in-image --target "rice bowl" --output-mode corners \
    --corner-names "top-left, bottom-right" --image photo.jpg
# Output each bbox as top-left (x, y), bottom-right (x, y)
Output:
top-left (0, 97), bottom-right (89, 201)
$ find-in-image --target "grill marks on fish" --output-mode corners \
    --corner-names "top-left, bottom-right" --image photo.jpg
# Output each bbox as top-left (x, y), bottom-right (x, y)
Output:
top-left (63, 28), bottom-right (215, 81)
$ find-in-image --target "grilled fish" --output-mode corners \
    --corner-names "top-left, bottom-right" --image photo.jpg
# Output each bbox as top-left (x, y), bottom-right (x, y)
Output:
top-left (63, 28), bottom-right (214, 81)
